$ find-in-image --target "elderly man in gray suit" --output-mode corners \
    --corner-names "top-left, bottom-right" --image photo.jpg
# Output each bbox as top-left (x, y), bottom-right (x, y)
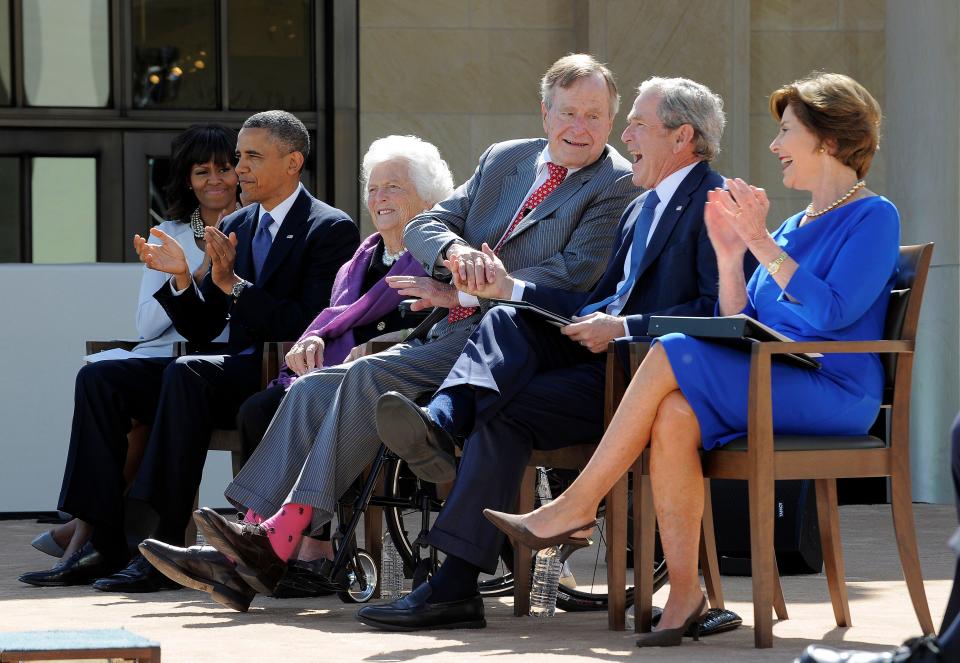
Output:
top-left (140, 53), bottom-right (635, 616)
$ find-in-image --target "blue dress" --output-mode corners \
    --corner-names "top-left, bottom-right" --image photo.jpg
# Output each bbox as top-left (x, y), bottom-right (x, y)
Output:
top-left (658, 196), bottom-right (900, 450)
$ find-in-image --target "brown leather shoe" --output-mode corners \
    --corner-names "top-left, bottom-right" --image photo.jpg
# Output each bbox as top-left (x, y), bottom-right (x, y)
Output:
top-left (139, 539), bottom-right (256, 612)
top-left (193, 507), bottom-right (286, 595)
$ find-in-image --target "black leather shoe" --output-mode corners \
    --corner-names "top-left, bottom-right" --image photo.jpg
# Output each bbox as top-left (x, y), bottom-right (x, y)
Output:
top-left (193, 507), bottom-right (286, 595)
top-left (92, 553), bottom-right (180, 593)
top-left (273, 559), bottom-right (336, 598)
top-left (139, 539), bottom-right (256, 612)
top-left (356, 583), bottom-right (485, 632)
top-left (376, 391), bottom-right (457, 483)
top-left (795, 636), bottom-right (942, 663)
top-left (652, 606), bottom-right (742, 637)
top-left (18, 542), bottom-right (123, 587)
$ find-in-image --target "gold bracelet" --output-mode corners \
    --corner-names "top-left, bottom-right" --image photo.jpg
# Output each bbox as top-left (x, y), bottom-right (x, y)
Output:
top-left (766, 251), bottom-right (788, 275)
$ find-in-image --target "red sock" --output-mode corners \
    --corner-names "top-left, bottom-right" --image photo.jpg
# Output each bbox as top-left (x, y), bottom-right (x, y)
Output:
top-left (244, 508), bottom-right (265, 525)
top-left (261, 503), bottom-right (313, 561)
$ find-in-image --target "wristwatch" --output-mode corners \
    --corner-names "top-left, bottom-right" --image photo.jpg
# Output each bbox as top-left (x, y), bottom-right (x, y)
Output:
top-left (766, 251), bottom-right (788, 275)
top-left (231, 279), bottom-right (251, 302)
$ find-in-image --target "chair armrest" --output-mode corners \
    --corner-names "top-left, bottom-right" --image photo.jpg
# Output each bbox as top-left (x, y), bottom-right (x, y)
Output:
top-left (261, 341), bottom-right (296, 387)
top-left (85, 340), bottom-right (141, 355)
top-left (753, 339), bottom-right (913, 357)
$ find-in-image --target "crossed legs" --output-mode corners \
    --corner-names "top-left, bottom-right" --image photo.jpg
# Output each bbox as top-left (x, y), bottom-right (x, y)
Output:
top-left (514, 343), bottom-right (706, 630)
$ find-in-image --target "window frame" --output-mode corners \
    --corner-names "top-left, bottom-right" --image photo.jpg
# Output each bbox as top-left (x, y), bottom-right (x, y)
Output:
top-left (0, 0), bottom-right (359, 263)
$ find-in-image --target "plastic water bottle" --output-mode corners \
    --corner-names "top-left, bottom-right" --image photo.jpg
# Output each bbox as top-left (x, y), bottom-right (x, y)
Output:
top-left (529, 467), bottom-right (562, 616)
top-left (380, 535), bottom-right (404, 600)
top-left (529, 545), bottom-right (562, 617)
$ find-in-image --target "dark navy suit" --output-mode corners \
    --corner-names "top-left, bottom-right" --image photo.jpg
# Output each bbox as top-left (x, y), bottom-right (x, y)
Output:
top-left (59, 188), bottom-right (359, 555)
top-left (426, 161), bottom-right (726, 572)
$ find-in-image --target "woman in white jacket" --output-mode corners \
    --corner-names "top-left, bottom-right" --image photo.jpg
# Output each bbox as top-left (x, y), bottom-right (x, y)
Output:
top-left (31, 125), bottom-right (240, 559)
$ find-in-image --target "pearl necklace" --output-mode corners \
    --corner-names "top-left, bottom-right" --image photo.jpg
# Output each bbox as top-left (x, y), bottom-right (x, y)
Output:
top-left (805, 180), bottom-right (866, 218)
top-left (382, 246), bottom-right (407, 267)
top-left (189, 208), bottom-right (206, 239)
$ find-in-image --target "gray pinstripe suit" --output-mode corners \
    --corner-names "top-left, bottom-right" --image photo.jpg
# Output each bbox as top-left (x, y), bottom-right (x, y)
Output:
top-left (223, 138), bottom-right (635, 531)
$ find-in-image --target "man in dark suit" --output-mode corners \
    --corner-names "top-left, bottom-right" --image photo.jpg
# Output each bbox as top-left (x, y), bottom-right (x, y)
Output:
top-left (18, 110), bottom-right (359, 592)
top-left (361, 77), bottom-right (731, 631)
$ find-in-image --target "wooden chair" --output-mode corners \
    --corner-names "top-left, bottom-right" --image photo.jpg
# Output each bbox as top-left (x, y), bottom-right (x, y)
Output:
top-left (511, 345), bottom-right (633, 630)
top-left (634, 242), bottom-right (936, 648)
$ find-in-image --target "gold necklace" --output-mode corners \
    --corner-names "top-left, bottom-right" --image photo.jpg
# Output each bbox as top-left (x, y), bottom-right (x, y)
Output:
top-left (805, 180), bottom-right (866, 218)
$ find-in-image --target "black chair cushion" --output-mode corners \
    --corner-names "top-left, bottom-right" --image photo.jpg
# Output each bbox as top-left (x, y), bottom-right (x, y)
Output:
top-left (720, 435), bottom-right (886, 452)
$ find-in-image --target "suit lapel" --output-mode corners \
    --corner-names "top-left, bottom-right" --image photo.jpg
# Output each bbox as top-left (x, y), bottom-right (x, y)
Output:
top-left (501, 146), bottom-right (608, 247)
top-left (632, 161), bottom-right (710, 282)
top-left (489, 154), bottom-right (538, 244)
top-left (234, 206), bottom-right (258, 282)
top-left (257, 189), bottom-right (310, 285)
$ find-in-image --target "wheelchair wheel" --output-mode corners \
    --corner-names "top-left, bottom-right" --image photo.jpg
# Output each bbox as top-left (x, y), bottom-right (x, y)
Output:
top-left (381, 457), bottom-right (514, 595)
top-left (336, 548), bottom-right (379, 604)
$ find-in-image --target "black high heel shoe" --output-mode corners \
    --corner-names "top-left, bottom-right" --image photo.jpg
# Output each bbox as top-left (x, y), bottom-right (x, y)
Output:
top-left (635, 596), bottom-right (707, 648)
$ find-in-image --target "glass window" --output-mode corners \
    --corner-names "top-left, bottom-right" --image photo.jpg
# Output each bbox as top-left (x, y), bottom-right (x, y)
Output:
top-left (228, 0), bottom-right (313, 110)
top-left (31, 157), bottom-right (97, 263)
top-left (132, 0), bottom-right (217, 109)
top-left (0, 157), bottom-right (20, 261)
top-left (147, 155), bottom-right (172, 225)
top-left (22, 0), bottom-right (110, 107)
top-left (0, 0), bottom-right (11, 106)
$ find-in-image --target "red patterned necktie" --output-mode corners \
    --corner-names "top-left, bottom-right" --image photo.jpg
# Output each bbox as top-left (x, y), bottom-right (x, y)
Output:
top-left (447, 161), bottom-right (569, 323)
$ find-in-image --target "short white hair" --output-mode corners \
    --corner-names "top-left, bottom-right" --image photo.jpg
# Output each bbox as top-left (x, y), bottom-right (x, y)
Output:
top-left (361, 135), bottom-right (454, 206)
top-left (638, 77), bottom-right (726, 161)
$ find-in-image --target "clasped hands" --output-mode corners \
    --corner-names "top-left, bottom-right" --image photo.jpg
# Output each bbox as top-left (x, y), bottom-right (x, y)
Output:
top-left (704, 177), bottom-right (771, 262)
top-left (133, 219), bottom-right (242, 295)
top-left (384, 242), bottom-right (510, 311)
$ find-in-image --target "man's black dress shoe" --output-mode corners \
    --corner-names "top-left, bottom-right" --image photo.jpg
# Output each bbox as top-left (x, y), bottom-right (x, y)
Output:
top-left (273, 559), bottom-right (336, 598)
top-left (139, 539), bottom-right (256, 612)
top-left (193, 507), bottom-right (286, 595)
top-left (356, 583), bottom-right (485, 632)
top-left (376, 391), bottom-right (458, 484)
top-left (92, 553), bottom-right (180, 593)
top-left (18, 542), bottom-right (123, 587)
top-left (795, 635), bottom-right (942, 663)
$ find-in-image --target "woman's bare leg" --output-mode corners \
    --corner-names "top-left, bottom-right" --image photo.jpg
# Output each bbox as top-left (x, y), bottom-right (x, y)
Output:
top-left (522, 344), bottom-right (681, 537)
top-left (62, 519), bottom-right (93, 558)
top-left (649, 392), bottom-right (706, 629)
top-left (296, 537), bottom-right (334, 562)
top-left (49, 518), bottom-right (77, 549)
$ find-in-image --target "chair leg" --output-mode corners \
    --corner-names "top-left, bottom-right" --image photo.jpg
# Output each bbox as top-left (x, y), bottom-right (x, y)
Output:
top-left (185, 491), bottom-right (199, 547)
top-left (814, 478), bottom-right (850, 627)
top-left (772, 553), bottom-right (789, 620)
top-left (748, 474), bottom-right (776, 648)
top-left (890, 470), bottom-right (935, 634)
top-left (634, 458), bottom-right (656, 633)
top-left (230, 449), bottom-right (246, 477)
top-left (513, 466), bottom-right (537, 617)
top-left (605, 472), bottom-right (628, 630)
top-left (699, 479), bottom-right (724, 609)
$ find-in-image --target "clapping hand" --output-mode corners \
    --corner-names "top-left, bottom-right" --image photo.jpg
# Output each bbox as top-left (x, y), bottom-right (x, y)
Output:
top-left (386, 275), bottom-right (459, 311)
top-left (203, 225), bottom-right (240, 294)
top-left (444, 243), bottom-right (513, 300)
top-left (134, 228), bottom-right (192, 289)
top-left (704, 178), bottom-right (770, 262)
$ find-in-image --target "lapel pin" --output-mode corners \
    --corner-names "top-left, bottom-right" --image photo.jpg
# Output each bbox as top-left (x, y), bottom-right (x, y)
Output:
top-left (675, 205), bottom-right (683, 211)
top-left (286, 234), bottom-right (294, 239)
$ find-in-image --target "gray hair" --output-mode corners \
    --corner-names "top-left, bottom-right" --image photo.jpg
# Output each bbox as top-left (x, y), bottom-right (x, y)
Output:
top-left (637, 77), bottom-right (726, 161)
top-left (241, 110), bottom-right (311, 166)
top-left (540, 53), bottom-right (620, 118)
top-left (361, 135), bottom-right (455, 206)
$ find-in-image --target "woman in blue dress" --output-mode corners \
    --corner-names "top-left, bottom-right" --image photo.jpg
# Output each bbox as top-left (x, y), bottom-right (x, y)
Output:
top-left (486, 72), bottom-right (899, 646)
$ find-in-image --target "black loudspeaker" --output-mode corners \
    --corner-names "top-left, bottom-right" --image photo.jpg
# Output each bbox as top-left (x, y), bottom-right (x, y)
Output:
top-left (711, 479), bottom-right (823, 575)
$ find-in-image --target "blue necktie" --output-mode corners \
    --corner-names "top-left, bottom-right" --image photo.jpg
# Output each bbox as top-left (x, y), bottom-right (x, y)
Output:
top-left (579, 190), bottom-right (660, 316)
top-left (252, 212), bottom-right (273, 282)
